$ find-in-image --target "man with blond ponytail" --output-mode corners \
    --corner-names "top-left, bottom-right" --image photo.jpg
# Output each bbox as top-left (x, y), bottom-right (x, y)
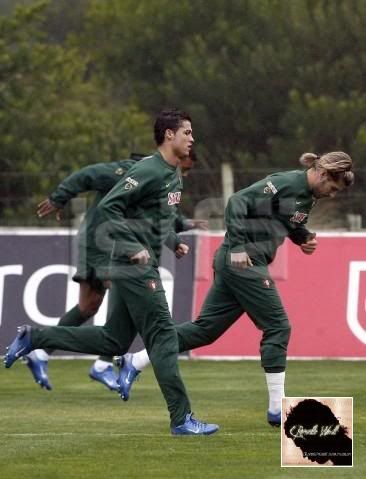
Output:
top-left (117, 151), bottom-right (354, 428)
top-left (299, 151), bottom-right (354, 195)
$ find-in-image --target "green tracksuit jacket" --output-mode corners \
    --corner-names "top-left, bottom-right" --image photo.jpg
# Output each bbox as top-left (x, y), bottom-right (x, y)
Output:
top-left (175, 169), bottom-right (315, 373)
top-left (49, 158), bottom-right (186, 283)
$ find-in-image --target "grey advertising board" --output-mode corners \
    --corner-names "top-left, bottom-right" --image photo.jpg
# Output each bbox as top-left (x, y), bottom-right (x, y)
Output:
top-left (0, 229), bottom-right (195, 355)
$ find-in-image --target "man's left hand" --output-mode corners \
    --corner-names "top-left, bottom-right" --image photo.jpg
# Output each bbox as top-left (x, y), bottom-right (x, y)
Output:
top-left (300, 234), bottom-right (318, 255)
top-left (175, 243), bottom-right (189, 258)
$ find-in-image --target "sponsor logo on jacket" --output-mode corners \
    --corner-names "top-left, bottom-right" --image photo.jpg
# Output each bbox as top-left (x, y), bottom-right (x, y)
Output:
top-left (168, 192), bottom-right (181, 205)
top-left (290, 211), bottom-right (308, 223)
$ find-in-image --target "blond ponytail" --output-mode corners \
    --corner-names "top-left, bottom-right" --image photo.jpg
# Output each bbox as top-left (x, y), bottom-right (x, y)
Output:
top-left (300, 151), bottom-right (354, 187)
top-left (299, 153), bottom-right (320, 168)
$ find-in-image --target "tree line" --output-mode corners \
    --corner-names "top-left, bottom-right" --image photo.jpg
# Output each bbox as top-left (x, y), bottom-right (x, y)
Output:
top-left (0, 0), bottom-right (365, 225)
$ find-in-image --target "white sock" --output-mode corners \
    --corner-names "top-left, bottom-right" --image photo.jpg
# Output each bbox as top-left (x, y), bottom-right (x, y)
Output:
top-left (131, 349), bottom-right (150, 371)
top-left (93, 359), bottom-right (113, 372)
top-left (265, 372), bottom-right (285, 414)
top-left (27, 349), bottom-right (49, 361)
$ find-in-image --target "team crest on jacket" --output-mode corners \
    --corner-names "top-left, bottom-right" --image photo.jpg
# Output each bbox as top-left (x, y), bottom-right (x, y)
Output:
top-left (115, 167), bottom-right (124, 176)
top-left (263, 181), bottom-right (278, 195)
top-left (168, 192), bottom-right (181, 205)
top-left (290, 211), bottom-right (308, 223)
top-left (263, 278), bottom-right (272, 288)
top-left (124, 177), bottom-right (139, 190)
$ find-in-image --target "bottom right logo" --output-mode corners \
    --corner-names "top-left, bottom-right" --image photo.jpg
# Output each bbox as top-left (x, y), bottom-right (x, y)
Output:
top-left (281, 397), bottom-right (353, 467)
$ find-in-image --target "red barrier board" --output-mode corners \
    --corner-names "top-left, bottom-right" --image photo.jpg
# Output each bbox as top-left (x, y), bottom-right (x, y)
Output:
top-left (191, 233), bottom-right (366, 358)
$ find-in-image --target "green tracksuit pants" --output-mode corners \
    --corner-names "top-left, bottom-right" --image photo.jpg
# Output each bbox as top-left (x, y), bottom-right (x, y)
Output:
top-left (31, 264), bottom-right (191, 427)
top-left (176, 246), bottom-right (291, 372)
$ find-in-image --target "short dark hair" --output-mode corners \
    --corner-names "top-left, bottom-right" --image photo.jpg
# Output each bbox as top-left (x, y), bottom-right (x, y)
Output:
top-left (154, 109), bottom-right (191, 146)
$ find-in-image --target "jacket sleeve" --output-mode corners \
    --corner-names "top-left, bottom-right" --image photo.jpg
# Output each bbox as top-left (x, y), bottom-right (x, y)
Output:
top-left (288, 224), bottom-right (312, 245)
top-left (165, 230), bottom-right (186, 251)
top-left (97, 164), bottom-right (159, 258)
top-left (175, 211), bottom-right (194, 233)
top-left (225, 192), bottom-right (254, 253)
top-left (49, 161), bottom-right (134, 208)
top-left (166, 209), bottom-right (187, 251)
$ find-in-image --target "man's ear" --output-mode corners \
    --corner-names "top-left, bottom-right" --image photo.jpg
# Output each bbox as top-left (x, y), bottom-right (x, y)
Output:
top-left (166, 129), bottom-right (174, 141)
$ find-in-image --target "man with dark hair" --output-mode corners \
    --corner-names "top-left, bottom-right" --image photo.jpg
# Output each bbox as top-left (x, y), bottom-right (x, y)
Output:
top-left (25, 147), bottom-right (206, 392)
top-left (5, 109), bottom-right (219, 436)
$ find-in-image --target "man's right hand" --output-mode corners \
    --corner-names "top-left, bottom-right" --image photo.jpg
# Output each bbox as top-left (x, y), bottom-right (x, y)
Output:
top-left (130, 249), bottom-right (151, 265)
top-left (37, 199), bottom-right (62, 221)
top-left (230, 251), bottom-right (253, 269)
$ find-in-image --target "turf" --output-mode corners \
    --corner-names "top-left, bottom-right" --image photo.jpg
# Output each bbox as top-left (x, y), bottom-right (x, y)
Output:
top-left (0, 359), bottom-right (364, 478)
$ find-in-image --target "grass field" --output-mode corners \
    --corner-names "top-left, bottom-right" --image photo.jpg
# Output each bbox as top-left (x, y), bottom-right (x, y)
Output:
top-left (0, 359), bottom-right (364, 478)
